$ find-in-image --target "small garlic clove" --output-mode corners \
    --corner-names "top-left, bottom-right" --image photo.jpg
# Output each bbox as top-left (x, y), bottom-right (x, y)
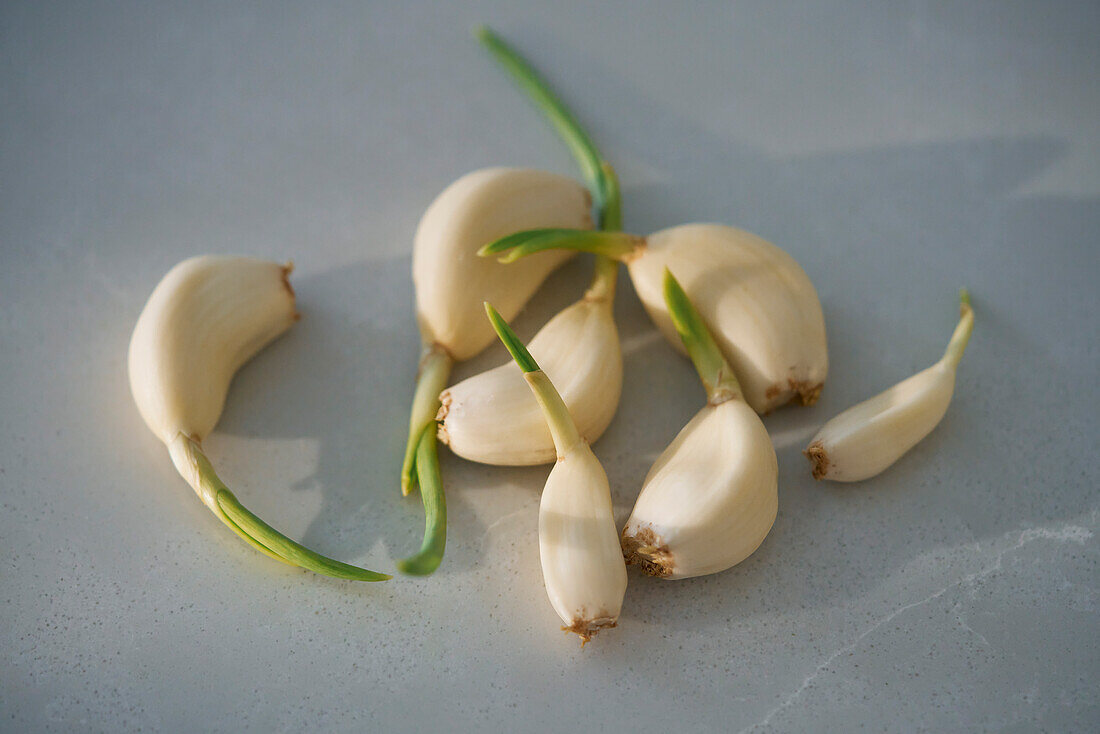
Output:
top-left (805, 291), bottom-right (974, 482)
top-left (413, 167), bottom-right (592, 362)
top-left (439, 296), bottom-right (621, 466)
top-left (627, 223), bottom-right (828, 414)
top-left (540, 445), bottom-right (628, 642)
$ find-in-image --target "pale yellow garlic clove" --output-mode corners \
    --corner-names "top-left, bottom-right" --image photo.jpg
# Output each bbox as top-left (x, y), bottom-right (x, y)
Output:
top-left (539, 442), bottom-right (628, 642)
top-left (628, 223), bottom-right (827, 414)
top-left (128, 256), bottom-right (297, 455)
top-left (438, 295), bottom-right (621, 466)
top-left (622, 399), bottom-right (778, 579)
top-left (413, 167), bottom-right (592, 362)
top-left (806, 292), bottom-right (974, 482)
top-left (128, 256), bottom-right (389, 581)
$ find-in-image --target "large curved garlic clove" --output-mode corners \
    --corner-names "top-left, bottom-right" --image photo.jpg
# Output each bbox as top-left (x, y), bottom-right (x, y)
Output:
top-left (540, 445), bottom-right (628, 642)
top-left (805, 292), bottom-right (974, 482)
top-left (626, 223), bottom-right (827, 414)
top-left (413, 167), bottom-right (592, 362)
top-left (438, 296), bottom-right (621, 466)
top-left (129, 255), bottom-right (297, 450)
top-left (128, 256), bottom-right (388, 581)
top-left (621, 399), bottom-right (778, 579)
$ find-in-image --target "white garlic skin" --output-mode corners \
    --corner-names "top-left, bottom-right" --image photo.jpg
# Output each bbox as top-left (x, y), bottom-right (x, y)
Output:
top-left (128, 256), bottom-right (297, 446)
top-left (438, 297), bottom-right (621, 465)
top-left (622, 399), bottom-right (778, 579)
top-left (628, 223), bottom-right (827, 414)
top-left (540, 444), bottom-right (628, 640)
top-left (806, 360), bottom-right (957, 482)
top-left (413, 167), bottom-right (591, 361)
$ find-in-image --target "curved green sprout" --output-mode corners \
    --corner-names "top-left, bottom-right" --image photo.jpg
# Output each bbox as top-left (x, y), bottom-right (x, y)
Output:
top-left (476, 26), bottom-right (609, 214)
top-left (179, 436), bottom-right (391, 581)
top-left (478, 228), bottom-right (640, 263)
top-left (397, 424), bottom-right (447, 575)
top-left (662, 269), bottom-right (744, 405)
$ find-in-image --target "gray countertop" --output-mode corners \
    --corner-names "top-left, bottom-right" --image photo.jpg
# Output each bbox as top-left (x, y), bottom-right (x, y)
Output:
top-left (2, 2), bottom-right (1097, 732)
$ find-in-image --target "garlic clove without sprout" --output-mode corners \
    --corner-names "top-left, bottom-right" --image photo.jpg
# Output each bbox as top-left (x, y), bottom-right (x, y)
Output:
top-left (129, 255), bottom-right (389, 581)
top-left (478, 222), bottom-right (828, 414)
top-left (805, 290), bottom-right (974, 482)
top-left (620, 269), bottom-right (778, 580)
top-left (485, 302), bottom-right (627, 644)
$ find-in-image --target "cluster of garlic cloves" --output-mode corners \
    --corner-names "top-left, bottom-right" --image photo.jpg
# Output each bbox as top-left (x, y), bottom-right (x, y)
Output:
top-left (398, 166), bottom-right (594, 574)
top-left (129, 256), bottom-right (389, 581)
top-left (621, 270), bottom-right (779, 579)
top-left (805, 291), bottom-right (974, 482)
top-left (438, 165), bottom-right (625, 467)
top-left (485, 303), bottom-right (627, 643)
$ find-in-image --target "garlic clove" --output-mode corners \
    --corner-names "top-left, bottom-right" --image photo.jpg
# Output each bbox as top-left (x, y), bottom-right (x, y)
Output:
top-left (620, 269), bottom-right (779, 580)
top-left (628, 223), bottom-right (827, 414)
top-left (540, 445), bottom-right (628, 642)
top-left (485, 302), bottom-right (627, 644)
top-left (129, 256), bottom-right (298, 447)
top-left (413, 167), bottom-right (592, 362)
top-left (622, 400), bottom-right (778, 579)
top-left (129, 256), bottom-right (389, 581)
top-left (805, 291), bottom-right (974, 482)
top-left (439, 293), bottom-right (621, 466)
top-left (478, 223), bottom-right (827, 414)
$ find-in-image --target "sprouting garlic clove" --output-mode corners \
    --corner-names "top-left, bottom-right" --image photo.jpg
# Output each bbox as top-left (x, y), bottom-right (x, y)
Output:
top-left (805, 291), bottom-right (974, 482)
top-left (438, 295), bottom-right (621, 466)
top-left (129, 256), bottom-right (297, 450)
top-left (621, 399), bottom-right (778, 579)
top-left (485, 302), bottom-right (627, 644)
top-left (620, 269), bottom-right (778, 580)
top-left (413, 167), bottom-right (592, 362)
top-left (479, 223), bottom-right (827, 414)
top-left (627, 223), bottom-right (827, 414)
top-left (129, 256), bottom-right (388, 581)
top-left (540, 444), bottom-right (628, 642)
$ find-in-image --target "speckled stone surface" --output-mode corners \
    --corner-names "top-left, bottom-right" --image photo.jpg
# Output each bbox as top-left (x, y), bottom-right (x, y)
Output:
top-left (2, 2), bottom-right (1098, 732)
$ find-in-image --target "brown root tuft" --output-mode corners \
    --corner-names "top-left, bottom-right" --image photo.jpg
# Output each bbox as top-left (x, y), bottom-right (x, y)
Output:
top-left (621, 526), bottom-right (674, 578)
top-left (792, 379), bottom-right (824, 406)
top-left (563, 616), bottom-right (618, 647)
top-left (804, 441), bottom-right (830, 480)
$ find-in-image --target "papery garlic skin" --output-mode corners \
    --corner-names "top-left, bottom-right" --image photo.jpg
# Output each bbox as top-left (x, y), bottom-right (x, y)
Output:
top-left (621, 399), bottom-right (778, 579)
top-left (540, 443), bottom-right (628, 640)
top-left (805, 364), bottom-right (954, 482)
top-left (413, 167), bottom-right (591, 362)
top-left (627, 223), bottom-right (827, 414)
top-left (438, 296), bottom-right (621, 465)
top-left (128, 256), bottom-right (297, 450)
